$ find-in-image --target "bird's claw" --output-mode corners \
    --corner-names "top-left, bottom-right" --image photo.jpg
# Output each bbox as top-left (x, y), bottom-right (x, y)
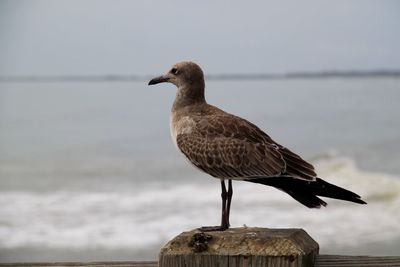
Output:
top-left (198, 225), bottom-right (229, 232)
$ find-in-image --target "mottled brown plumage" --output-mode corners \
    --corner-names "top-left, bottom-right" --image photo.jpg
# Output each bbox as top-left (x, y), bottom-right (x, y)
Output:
top-left (148, 61), bottom-right (366, 231)
top-left (174, 106), bottom-right (316, 181)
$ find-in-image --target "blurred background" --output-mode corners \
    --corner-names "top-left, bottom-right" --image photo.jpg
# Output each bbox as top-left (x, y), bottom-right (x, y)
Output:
top-left (1, 0), bottom-right (400, 262)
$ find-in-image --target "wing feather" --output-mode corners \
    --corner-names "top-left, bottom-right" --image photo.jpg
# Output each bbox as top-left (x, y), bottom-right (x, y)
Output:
top-left (175, 110), bottom-right (316, 181)
top-left (176, 134), bottom-right (285, 179)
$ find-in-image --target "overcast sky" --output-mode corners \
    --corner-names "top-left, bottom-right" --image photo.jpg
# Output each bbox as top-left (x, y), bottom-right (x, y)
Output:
top-left (0, 0), bottom-right (399, 76)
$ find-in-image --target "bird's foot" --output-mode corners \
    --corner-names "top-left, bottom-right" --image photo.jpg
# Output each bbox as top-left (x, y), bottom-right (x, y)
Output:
top-left (198, 225), bottom-right (229, 232)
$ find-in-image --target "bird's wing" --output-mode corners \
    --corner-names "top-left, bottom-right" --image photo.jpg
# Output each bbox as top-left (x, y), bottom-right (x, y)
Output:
top-left (177, 133), bottom-right (285, 179)
top-left (176, 114), bottom-right (316, 180)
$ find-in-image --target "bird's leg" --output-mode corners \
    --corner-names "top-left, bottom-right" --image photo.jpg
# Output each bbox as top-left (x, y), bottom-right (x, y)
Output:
top-left (226, 179), bottom-right (233, 227)
top-left (199, 180), bottom-right (229, 232)
top-left (220, 179), bottom-right (229, 230)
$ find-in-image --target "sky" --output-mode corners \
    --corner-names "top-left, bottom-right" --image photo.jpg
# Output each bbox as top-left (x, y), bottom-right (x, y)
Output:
top-left (0, 0), bottom-right (399, 76)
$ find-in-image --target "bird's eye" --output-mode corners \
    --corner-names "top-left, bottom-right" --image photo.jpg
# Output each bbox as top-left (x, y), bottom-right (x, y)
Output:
top-left (170, 67), bottom-right (179, 75)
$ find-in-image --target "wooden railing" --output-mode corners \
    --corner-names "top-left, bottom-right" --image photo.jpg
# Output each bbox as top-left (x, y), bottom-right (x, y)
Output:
top-left (2, 228), bottom-right (399, 267)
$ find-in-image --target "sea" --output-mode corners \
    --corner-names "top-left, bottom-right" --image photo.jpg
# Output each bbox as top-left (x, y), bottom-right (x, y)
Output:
top-left (0, 77), bottom-right (400, 262)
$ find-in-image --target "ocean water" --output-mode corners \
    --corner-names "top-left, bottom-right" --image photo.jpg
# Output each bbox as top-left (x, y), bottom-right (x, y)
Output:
top-left (0, 78), bottom-right (400, 262)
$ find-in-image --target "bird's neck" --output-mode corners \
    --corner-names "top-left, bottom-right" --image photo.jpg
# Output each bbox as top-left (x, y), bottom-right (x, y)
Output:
top-left (172, 84), bottom-right (206, 112)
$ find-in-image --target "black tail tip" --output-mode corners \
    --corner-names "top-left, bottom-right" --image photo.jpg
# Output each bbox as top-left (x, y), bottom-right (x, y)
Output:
top-left (354, 198), bottom-right (367, 205)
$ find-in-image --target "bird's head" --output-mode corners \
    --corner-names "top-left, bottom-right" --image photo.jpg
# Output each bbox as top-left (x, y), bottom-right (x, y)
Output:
top-left (148, 61), bottom-right (205, 89)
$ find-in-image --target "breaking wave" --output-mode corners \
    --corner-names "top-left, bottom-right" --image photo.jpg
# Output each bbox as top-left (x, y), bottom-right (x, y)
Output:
top-left (0, 155), bottom-right (399, 254)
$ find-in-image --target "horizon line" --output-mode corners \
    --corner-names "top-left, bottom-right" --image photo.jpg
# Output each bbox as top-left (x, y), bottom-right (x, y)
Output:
top-left (1, 69), bottom-right (400, 82)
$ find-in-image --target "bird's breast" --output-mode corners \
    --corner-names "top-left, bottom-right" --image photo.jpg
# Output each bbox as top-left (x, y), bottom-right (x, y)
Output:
top-left (169, 112), bottom-right (197, 149)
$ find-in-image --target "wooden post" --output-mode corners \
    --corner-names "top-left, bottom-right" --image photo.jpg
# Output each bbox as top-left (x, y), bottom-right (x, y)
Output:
top-left (159, 227), bottom-right (319, 267)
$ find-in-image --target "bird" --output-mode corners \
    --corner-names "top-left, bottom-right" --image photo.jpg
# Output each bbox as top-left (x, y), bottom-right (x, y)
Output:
top-left (148, 61), bottom-right (366, 231)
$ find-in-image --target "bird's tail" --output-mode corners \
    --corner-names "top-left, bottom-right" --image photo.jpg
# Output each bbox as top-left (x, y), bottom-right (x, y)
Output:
top-left (245, 177), bottom-right (367, 208)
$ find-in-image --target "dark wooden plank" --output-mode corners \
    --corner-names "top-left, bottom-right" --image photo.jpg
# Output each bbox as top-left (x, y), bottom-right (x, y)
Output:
top-left (316, 255), bottom-right (400, 267)
top-left (1, 255), bottom-right (400, 267)
top-left (0, 262), bottom-right (157, 267)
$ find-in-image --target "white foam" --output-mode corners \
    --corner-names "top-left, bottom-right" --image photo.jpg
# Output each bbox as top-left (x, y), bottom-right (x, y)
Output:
top-left (0, 156), bottom-right (399, 252)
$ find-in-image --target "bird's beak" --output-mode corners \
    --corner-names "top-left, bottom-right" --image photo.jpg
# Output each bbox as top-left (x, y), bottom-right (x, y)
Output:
top-left (148, 75), bottom-right (170, 85)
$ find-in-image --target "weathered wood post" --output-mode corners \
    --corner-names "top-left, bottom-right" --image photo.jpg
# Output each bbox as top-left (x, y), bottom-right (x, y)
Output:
top-left (159, 227), bottom-right (319, 267)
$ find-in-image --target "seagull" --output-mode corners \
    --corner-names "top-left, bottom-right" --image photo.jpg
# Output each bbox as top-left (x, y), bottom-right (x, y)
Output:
top-left (148, 61), bottom-right (366, 231)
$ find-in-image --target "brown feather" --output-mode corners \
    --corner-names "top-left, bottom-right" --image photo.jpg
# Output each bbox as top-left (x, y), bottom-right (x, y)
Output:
top-left (174, 104), bottom-right (316, 181)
